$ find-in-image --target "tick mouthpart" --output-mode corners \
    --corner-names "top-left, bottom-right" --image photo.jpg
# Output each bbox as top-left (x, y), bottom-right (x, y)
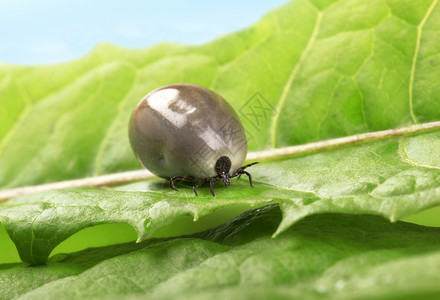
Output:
top-left (221, 173), bottom-right (230, 186)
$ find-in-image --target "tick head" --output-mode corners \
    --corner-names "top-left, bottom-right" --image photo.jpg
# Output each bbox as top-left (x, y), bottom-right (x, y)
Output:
top-left (215, 156), bottom-right (232, 186)
top-left (215, 156), bottom-right (231, 174)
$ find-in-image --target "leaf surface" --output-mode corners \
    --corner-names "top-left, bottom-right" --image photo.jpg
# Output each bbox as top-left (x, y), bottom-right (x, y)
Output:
top-left (1, 1), bottom-right (440, 298)
top-left (1, 0), bottom-right (439, 187)
top-left (3, 205), bottom-right (440, 300)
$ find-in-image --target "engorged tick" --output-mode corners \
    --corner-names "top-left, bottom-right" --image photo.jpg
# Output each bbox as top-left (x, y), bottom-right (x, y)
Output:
top-left (128, 83), bottom-right (258, 197)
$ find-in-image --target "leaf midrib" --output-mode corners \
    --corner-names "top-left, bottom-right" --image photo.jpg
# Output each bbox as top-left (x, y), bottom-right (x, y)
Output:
top-left (1, 121), bottom-right (440, 202)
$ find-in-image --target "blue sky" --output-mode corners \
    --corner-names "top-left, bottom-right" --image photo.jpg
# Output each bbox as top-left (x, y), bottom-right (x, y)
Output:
top-left (0, 0), bottom-right (289, 65)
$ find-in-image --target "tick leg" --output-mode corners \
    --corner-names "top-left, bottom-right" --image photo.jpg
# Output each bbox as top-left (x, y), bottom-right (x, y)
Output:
top-left (232, 161), bottom-right (258, 184)
top-left (230, 170), bottom-right (253, 187)
top-left (241, 171), bottom-right (253, 187)
top-left (170, 175), bottom-right (195, 192)
top-left (192, 178), bottom-right (208, 197)
top-left (209, 177), bottom-right (220, 197)
top-left (236, 162), bottom-right (259, 172)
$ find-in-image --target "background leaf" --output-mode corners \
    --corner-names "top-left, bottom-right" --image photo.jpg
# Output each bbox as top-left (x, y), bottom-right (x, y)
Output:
top-left (4, 205), bottom-right (440, 300)
top-left (1, 0), bottom-right (439, 187)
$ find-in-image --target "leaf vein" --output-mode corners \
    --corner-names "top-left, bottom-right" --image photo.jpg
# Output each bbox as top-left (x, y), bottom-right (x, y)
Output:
top-left (409, 0), bottom-right (439, 124)
top-left (94, 63), bottom-right (140, 175)
top-left (398, 138), bottom-right (440, 170)
top-left (270, 10), bottom-right (323, 148)
top-left (0, 78), bottom-right (32, 157)
top-left (29, 210), bottom-right (44, 264)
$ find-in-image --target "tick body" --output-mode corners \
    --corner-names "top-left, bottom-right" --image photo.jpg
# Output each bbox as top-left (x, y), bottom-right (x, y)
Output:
top-left (129, 83), bottom-right (258, 197)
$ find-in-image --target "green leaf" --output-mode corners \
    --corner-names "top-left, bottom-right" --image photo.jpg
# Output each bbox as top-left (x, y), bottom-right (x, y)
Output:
top-left (2, 129), bottom-right (440, 264)
top-left (1, 0), bottom-right (440, 187)
top-left (2, 1), bottom-right (440, 298)
top-left (3, 205), bottom-right (440, 300)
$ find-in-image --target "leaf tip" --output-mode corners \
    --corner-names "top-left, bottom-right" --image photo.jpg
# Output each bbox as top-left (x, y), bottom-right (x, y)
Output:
top-left (271, 231), bottom-right (280, 238)
top-left (272, 221), bottom-right (288, 238)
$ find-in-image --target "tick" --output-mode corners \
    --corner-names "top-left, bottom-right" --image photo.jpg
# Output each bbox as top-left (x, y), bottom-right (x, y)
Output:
top-left (128, 83), bottom-right (258, 197)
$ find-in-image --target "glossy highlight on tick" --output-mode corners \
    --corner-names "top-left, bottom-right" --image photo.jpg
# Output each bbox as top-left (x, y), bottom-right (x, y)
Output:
top-left (129, 83), bottom-right (258, 197)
